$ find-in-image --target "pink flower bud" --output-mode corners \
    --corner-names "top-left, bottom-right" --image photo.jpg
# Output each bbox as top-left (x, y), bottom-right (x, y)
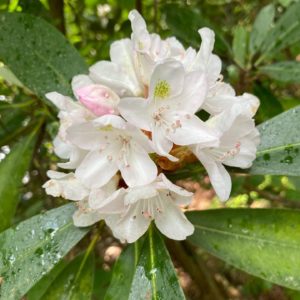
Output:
top-left (76, 84), bottom-right (119, 116)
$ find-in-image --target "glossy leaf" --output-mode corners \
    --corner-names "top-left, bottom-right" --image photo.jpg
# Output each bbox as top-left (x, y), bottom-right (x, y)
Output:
top-left (187, 209), bottom-right (300, 290)
top-left (0, 13), bottom-right (88, 99)
top-left (0, 204), bottom-right (89, 300)
top-left (232, 26), bottom-right (248, 68)
top-left (249, 4), bottom-right (275, 57)
top-left (43, 253), bottom-right (95, 300)
top-left (257, 2), bottom-right (300, 63)
top-left (0, 129), bottom-right (38, 232)
top-left (129, 227), bottom-right (184, 300)
top-left (259, 61), bottom-right (300, 83)
top-left (27, 260), bottom-right (67, 300)
top-left (250, 106), bottom-right (300, 175)
top-left (104, 244), bottom-right (137, 300)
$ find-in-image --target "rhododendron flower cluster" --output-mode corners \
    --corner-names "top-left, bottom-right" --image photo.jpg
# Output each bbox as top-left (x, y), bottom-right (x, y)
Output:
top-left (43, 10), bottom-right (260, 243)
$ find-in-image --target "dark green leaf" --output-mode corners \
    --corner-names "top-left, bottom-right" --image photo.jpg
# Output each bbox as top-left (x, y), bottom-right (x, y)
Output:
top-left (187, 208), bottom-right (300, 290)
top-left (0, 13), bottom-right (88, 99)
top-left (257, 2), bottom-right (300, 63)
top-left (250, 106), bottom-right (300, 175)
top-left (0, 129), bottom-right (38, 231)
top-left (232, 26), bottom-right (248, 68)
top-left (27, 260), bottom-right (67, 300)
top-left (259, 61), bottom-right (300, 83)
top-left (254, 83), bottom-right (283, 120)
top-left (0, 203), bottom-right (89, 300)
top-left (128, 227), bottom-right (184, 300)
top-left (104, 243), bottom-right (140, 300)
top-left (249, 4), bottom-right (275, 57)
top-left (43, 252), bottom-right (95, 300)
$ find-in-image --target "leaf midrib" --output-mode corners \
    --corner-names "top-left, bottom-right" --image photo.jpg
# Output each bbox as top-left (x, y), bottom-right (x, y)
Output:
top-left (256, 142), bottom-right (300, 155)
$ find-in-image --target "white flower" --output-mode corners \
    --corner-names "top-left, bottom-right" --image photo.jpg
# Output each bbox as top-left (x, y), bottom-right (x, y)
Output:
top-left (66, 115), bottom-right (157, 188)
top-left (104, 174), bottom-right (194, 243)
top-left (89, 39), bottom-right (143, 97)
top-left (118, 59), bottom-right (219, 161)
top-left (42, 170), bottom-right (89, 200)
top-left (204, 82), bottom-right (260, 116)
top-left (190, 107), bottom-right (260, 201)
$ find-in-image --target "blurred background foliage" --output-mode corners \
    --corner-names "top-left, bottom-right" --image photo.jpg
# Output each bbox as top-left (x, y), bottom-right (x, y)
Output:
top-left (0, 0), bottom-right (300, 299)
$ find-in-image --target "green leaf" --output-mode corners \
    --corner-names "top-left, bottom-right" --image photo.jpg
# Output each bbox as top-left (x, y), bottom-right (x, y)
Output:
top-left (105, 227), bottom-right (184, 300)
top-left (232, 26), bottom-right (248, 68)
top-left (187, 209), bottom-right (300, 290)
top-left (27, 259), bottom-right (67, 300)
top-left (104, 242), bottom-right (141, 300)
top-left (129, 227), bottom-right (184, 300)
top-left (249, 4), bottom-right (275, 57)
top-left (0, 13), bottom-right (88, 99)
top-left (254, 83), bottom-right (283, 120)
top-left (0, 129), bottom-right (38, 232)
top-left (250, 106), bottom-right (300, 176)
top-left (257, 2), bottom-right (300, 64)
top-left (42, 252), bottom-right (95, 300)
top-left (0, 203), bottom-right (89, 300)
top-left (259, 61), bottom-right (300, 83)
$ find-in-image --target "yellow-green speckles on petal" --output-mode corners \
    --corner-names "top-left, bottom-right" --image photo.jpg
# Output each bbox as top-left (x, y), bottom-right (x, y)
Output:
top-left (100, 125), bottom-right (113, 131)
top-left (154, 80), bottom-right (170, 99)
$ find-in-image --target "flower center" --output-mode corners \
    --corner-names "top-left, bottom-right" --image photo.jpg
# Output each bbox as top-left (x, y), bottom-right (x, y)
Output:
top-left (154, 80), bottom-right (170, 99)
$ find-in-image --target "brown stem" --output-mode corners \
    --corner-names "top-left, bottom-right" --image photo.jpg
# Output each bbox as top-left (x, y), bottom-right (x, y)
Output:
top-left (49, 0), bottom-right (66, 34)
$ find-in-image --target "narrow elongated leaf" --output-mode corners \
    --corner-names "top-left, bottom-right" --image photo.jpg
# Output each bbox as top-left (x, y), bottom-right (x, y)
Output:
top-left (104, 244), bottom-right (137, 300)
top-left (232, 26), bottom-right (248, 68)
top-left (259, 61), bottom-right (300, 83)
top-left (43, 253), bottom-right (95, 300)
top-left (258, 2), bottom-right (300, 62)
top-left (0, 204), bottom-right (89, 300)
top-left (0, 13), bottom-right (88, 98)
top-left (129, 227), bottom-right (184, 300)
top-left (249, 4), bottom-right (275, 57)
top-left (250, 106), bottom-right (300, 175)
top-left (0, 129), bottom-right (38, 232)
top-left (187, 209), bottom-right (300, 290)
top-left (27, 260), bottom-right (67, 300)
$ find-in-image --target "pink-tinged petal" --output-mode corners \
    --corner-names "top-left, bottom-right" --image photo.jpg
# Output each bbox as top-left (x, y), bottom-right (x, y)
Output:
top-left (166, 112), bottom-right (219, 147)
top-left (155, 197), bottom-right (194, 240)
top-left (76, 84), bottom-right (119, 116)
top-left (66, 122), bottom-right (106, 151)
top-left (71, 74), bottom-right (94, 97)
top-left (149, 60), bottom-right (185, 101)
top-left (118, 144), bottom-right (157, 187)
top-left (151, 125), bottom-right (178, 162)
top-left (194, 150), bottom-right (231, 201)
top-left (75, 148), bottom-right (119, 188)
top-left (118, 97), bottom-right (151, 131)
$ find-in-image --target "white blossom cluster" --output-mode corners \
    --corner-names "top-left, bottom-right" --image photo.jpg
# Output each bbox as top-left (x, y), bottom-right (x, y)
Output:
top-left (43, 10), bottom-right (260, 243)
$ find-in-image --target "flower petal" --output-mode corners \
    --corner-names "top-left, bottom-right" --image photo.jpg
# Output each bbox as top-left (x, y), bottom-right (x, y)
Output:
top-left (166, 112), bottom-right (219, 147)
top-left (45, 92), bottom-right (78, 112)
top-left (73, 201), bottom-right (104, 227)
top-left (118, 97), bottom-right (151, 131)
top-left (149, 60), bottom-right (185, 101)
top-left (118, 144), bottom-right (157, 187)
top-left (194, 150), bottom-right (231, 201)
top-left (155, 197), bottom-right (194, 240)
top-left (75, 148), bottom-right (119, 188)
top-left (72, 74), bottom-right (94, 98)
